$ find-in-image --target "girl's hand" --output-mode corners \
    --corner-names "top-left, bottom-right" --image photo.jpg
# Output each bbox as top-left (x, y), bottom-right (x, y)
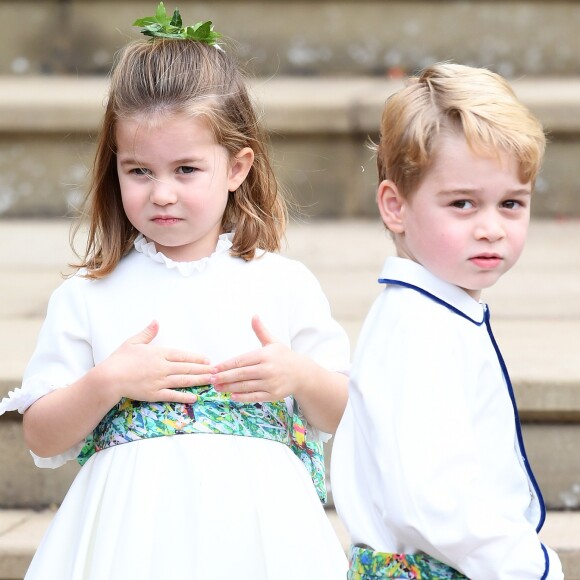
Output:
top-left (210, 315), bottom-right (308, 403)
top-left (98, 320), bottom-right (213, 404)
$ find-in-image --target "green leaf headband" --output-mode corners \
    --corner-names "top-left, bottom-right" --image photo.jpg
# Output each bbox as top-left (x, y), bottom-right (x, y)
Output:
top-left (133, 2), bottom-right (221, 46)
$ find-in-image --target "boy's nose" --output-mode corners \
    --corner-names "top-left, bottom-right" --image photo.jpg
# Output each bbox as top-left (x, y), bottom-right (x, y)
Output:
top-left (474, 212), bottom-right (505, 242)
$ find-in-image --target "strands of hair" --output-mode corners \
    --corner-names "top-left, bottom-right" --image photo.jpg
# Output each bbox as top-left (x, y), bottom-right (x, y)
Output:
top-left (71, 36), bottom-right (287, 279)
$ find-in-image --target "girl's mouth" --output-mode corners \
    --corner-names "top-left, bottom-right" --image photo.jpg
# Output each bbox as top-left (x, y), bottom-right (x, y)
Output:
top-left (152, 217), bottom-right (181, 225)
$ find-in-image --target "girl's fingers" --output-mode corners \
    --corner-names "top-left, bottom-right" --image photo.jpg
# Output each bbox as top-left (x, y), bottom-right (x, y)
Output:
top-left (165, 373), bottom-right (213, 388)
top-left (170, 362), bottom-right (213, 377)
top-left (251, 315), bottom-right (277, 347)
top-left (211, 356), bottom-right (256, 374)
top-left (214, 379), bottom-right (261, 394)
top-left (210, 365), bottom-right (260, 387)
top-left (127, 320), bottom-right (160, 345)
top-left (163, 349), bottom-right (210, 365)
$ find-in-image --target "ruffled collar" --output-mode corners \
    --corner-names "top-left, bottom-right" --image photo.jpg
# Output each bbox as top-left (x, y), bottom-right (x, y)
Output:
top-left (133, 232), bottom-right (233, 276)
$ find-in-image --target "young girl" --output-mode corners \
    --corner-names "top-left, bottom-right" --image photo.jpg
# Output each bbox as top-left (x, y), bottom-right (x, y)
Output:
top-left (0, 5), bottom-right (349, 578)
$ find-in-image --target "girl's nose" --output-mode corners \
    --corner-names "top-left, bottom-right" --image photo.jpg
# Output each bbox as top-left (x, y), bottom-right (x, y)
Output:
top-left (149, 179), bottom-right (177, 205)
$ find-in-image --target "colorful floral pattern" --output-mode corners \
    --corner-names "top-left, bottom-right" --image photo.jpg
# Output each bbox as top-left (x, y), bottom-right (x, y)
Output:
top-left (348, 545), bottom-right (468, 579)
top-left (78, 385), bottom-right (327, 502)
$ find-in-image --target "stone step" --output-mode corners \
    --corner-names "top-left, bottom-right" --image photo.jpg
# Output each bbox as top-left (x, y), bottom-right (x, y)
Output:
top-left (2, 1), bottom-right (580, 78)
top-left (0, 508), bottom-right (578, 580)
top-left (1, 219), bottom-right (579, 512)
top-left (4, 410), bottom-right (580, 510)
top-left (0, 76), bottom-right (580, 218)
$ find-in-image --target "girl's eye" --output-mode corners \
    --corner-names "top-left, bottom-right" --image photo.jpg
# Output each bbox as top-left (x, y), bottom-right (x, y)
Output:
top-left (451, 200), bottom-right (474, 209)
top-left (177, 166), bottom-right (196, 174)
top-left (131, 168), bottom-right (151, 176)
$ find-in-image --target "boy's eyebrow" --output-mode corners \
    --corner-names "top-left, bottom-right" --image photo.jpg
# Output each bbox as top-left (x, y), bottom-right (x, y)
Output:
top-left (437, 187), bottom-right (532, 196)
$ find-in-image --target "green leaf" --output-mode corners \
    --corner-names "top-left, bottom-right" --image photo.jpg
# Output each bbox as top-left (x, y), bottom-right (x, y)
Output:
top-left (156, 2), bottom-right (168, 22)
top-left (133, 3), bottom-right (171, 28)
top-left (170, 8), bottom-right (182, 28)
top-left (133, 2), bottom-right (221, 46)
top-left (185, 21), bottom-right (220, 43)
top-left (132, 16), bottom-right (157, 27)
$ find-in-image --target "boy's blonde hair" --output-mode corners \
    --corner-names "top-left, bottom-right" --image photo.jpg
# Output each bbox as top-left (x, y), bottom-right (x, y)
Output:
top-left (73, 38), bottom-right (286, 278)
top-left (376, 63), bottom-right (546, 197)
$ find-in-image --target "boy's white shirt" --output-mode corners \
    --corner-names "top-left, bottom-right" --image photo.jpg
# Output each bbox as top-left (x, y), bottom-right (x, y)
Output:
top-left (331, 256), bottom-right (563, 579)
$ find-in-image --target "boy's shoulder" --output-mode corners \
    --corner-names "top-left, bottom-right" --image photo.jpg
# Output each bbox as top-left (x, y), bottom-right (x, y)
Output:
top-left (374, 257), bottom-right (486, 327)
top-left (371, 281), bottom-right (461, 336)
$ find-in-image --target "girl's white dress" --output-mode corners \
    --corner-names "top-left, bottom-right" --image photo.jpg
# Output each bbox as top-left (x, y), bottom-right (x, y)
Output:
top-left (0, 233), bottom-right (350, 580)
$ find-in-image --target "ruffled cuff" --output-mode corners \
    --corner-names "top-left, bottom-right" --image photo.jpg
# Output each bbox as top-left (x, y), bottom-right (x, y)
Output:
top-left (1, 383), bottom-right (82, 469)
top-left (0, 383), bottom-right (59, 415)
top-left (310, 426), bottom-right (332, 444)
top-left (31, 442), bottom-right (84, 469)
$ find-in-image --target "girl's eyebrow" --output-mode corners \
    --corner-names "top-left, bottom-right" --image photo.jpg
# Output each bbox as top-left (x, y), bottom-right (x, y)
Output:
top-left (117, 156), bottom-right (203, 166)
top-left (117, 157), bottom-right (141, 167)
top-left (173, 157), bottom-right (204, 165)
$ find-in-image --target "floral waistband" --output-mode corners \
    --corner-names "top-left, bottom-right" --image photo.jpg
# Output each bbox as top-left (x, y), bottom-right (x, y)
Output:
top-left (78, 385), bottom-right (327, 503)
top-left (348, 545), bottom-right (468, 579)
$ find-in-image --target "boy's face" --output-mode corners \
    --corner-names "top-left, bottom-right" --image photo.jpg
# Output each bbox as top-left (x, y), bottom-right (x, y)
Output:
top-left (382, 133), bottom-right (531, 300)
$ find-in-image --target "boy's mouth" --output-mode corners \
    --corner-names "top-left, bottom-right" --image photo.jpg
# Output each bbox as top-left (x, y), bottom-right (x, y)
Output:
top-left (469, 254), bottom-right (502, 269)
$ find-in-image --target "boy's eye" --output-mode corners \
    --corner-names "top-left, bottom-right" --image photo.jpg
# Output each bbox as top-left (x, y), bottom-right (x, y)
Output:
top-left (451, 200), bottom-right (474, 209)
top-left (177, 166), bottom-right (196, 174)
top-left (503, 199), bottom-right (523, 209)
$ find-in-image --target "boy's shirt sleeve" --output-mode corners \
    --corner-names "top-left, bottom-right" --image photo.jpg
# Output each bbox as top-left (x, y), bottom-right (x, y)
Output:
top-left (347, 300), bottom-right (563, 579)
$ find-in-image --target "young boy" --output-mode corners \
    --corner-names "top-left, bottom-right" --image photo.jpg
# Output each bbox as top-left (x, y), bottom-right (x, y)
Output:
top-left (331, 63), bottom-right (563, 579)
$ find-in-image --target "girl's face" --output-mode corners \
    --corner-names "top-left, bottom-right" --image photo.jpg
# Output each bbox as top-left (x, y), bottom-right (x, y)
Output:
top-left (379, 133), bottom-right (532, 300)
top-left (116, 112), bottom-right (253, 262)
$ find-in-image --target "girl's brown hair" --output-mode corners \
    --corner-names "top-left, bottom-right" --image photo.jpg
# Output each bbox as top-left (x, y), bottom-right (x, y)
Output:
top-left (72, 38), bottom-right (286, 278)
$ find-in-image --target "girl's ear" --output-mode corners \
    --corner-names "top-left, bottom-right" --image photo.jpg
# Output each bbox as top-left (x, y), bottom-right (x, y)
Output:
top-left (228, 147), bottom-right (254, 192)
top-left (377, 180), bottom-right (406, 234)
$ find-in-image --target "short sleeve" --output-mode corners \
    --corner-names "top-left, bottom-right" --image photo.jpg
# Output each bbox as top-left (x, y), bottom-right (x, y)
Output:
top-left (286, 261), bottom-right (350, 376)
top-left (0, 277), bottom-right (94, 468)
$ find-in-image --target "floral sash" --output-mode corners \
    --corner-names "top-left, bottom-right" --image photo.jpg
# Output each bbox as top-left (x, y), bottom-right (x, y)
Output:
top-left (78, 385), bottom-right (327, 503)
top-left (348, 545), bottom-right (468, 579)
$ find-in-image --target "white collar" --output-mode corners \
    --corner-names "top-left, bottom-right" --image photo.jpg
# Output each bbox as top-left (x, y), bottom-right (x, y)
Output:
top-left (378, 257), bottom-right (486, 325)
top-left (133, 232), bottom-right (234, 277)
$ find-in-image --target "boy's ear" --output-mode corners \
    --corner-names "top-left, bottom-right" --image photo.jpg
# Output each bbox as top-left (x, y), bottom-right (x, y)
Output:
top-left (228, 147), bottom-right (255, 192)
top-left (377, 180), bottom-right (406, 233)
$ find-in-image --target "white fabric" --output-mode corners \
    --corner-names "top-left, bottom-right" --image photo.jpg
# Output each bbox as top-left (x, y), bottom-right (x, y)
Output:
top-left (26, 435), bottom-right (346, 580)
top-left (331, 257), bottom-right (563, 580)
top-left (1, 233), bottom-right (350, 579)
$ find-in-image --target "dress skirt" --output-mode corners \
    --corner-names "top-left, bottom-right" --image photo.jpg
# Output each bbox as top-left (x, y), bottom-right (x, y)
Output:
top-left (25, 434), bottom-right (348, 579)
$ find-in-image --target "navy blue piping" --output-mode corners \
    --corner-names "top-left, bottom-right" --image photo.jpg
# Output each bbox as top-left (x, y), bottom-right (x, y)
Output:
top-left (540, 544), bottom-right (550, 580)
top-left (382, 277), bottom-right (549, 577)
top-left (378, 279), bottom-right (485, 325)
top-left (484, 310), bottom-right (547, 535)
